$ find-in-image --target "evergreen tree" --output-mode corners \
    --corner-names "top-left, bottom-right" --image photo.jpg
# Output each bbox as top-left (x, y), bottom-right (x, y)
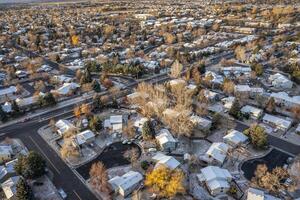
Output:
top-left (198, 62), bottom-right (206, 74)
top-left (229, 100), bottom-right (241, 119)
top-left (80, 69), bottom-right (92, 84)
top-left (142, 120), bottom-right (155, 140)
top-left (39, 93), bottom-right (56, 107)
top-left (244, 124), bottom-right (268, 149)
top-left (0, 106), bottom-right (7, 122)
top-left (15, 151), bottom-right (46, 179)
top-left (92, 80), bottom-right (101, 93)
top-left (11, 100), bottom-right (20, 114)
top-left (88, 116), bottom-right (103, 132)
top-left (92, 95), bottom-right (103, 110)
top-left (16, 178), bottom-right (33, 200)
top-left (111, 98), bottom-right (118, 108)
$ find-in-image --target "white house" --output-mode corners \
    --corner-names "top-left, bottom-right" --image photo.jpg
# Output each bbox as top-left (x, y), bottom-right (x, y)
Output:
top-left (234, 85), bottom-right (251, 94)
top-left (134, 117), bottom-right (149, 132)
top-left (190, 115), bottom-right (212, 131)
top-left (0, 159), bottom-right (17, 183)
top-left (270, 92), bottom-right (300, 109)
top-left (73, 130), bottom-right (95, 146)
top-left (221, 96), bottom-right (235, 110)
top-left (1, 176), bottom-right (20, 200)
top-left (262, 114), bottom-right (292, 132)
top-left (15, 70), bottom-right (28, 79)
top-left (247, 188), bottom-right (281, 200)
top-left (222, 66), bottom-right (252, 77)
top-left (51, 82), bottom-right (80, 96)
top-left (155, 129), bottom-right (177, 151)
top-left (15, 94), bottom-right (43, 108)
top-left (52, 75), bottom-right (72, 83)
top-left (108, 171), bottom-right (143, 197)
top-left (204, 71), bottom-right (224, 85)
top-left (269, 73), bottom-right (293, 89)
top-left (104, 115), bottom-right (123, 132)
top-left (0, 145), bottom-right (13, 164)
top-left (152, 152), bottom-right (180, 169)
top-left (241, 105), bottom-right (263, 119)
top-left (202, 142), bottom-right (229, 165)
top-left (202, 89), bottom-right (220, 102)
top-left (0, 86), bottom-right (17, 102)
top-left (223, 129), bottom-right (248, 147)
top-left (55, 119), bottom-right (76, 136)
top-left (197, 166), bottom-right (232, 196)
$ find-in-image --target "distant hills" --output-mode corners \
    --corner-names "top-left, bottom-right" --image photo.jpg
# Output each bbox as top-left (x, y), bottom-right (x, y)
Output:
top-left (0, 0), bottom-right (84, 4)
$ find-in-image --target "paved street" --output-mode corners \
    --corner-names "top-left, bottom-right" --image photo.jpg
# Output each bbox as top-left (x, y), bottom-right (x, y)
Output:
top-left (0, 114), bottom-right (98, 200)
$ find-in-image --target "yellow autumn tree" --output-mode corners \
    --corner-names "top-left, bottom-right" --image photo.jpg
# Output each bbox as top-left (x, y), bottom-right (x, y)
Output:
top-left (71, 35), bottom-right (79, 46)
top-left (145, 165), bottom-right (185, 198)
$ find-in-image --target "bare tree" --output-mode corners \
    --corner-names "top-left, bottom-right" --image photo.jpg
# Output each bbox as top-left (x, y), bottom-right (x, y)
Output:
top-left (123, 148), bottom-right (140, 168)
top-left (123, 120), bottom-right (136, 139)
top-left (170, 60), bottom-right (183, 79)
top-left (89, 162), bottom-right (111, 194)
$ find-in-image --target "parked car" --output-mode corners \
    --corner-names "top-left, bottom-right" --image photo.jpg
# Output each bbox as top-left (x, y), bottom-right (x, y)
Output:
top-left (148, 148), bottom-right (157, 153)
top-left (58, 188), bottom-right (67, 199)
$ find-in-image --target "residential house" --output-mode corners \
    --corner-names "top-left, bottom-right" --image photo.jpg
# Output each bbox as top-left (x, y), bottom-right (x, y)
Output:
top-left (247, 188), bottom-right (281, 200)
top-left (223, 129), bottom-right (248, 147)
top-left (110, 115), bottom-right (123, 132)
top-left (1, 176), bottom-right (20, 200)
top-left (55, 119), bottom-right (76, 136)
top-left (134, 117), bottom-right (148, 132)
top-left (241, 105), bottom-right (263, 119)
top-left (155, 129), bottom-right (177, 151)
top-left (0, 145), bottom-right (13, 164)
top-left (221, 96), bottom-right (235, 110)
top-left (73, 130), bottom-right (95, 147)
top-left (52, 75), bottom-right (72, 84)
top-left (0, 86), bottom-right (17, 103)
top-left (197, 166), bottom-right (232, 196)
top-left (15, 93), bottom-right (43, 108)
top-left (204, 71), bottom-right (224, 85)
top-left (262, 114), bottom-right (292, 132)
top-left (108, 171), bottom-right (143, 197)
top-left (249, 87), bottom-right (264, 99)
top-left (269, 73), bottom-right (293, 89)
top-left (152, 152), bottom-right (180, 169)
top-left (222, 66), bottom-right (252, 77)
top-left (15, 70), bottom-right (28, 79)
top-left (0, 159), bottom-right (17, 183)
top-left (234, 85), bottom-right (251, 98)
top-left (270, 92), bottom-right (300, 109)
top-left (51, 82), bottom-right (80, 96)
top-left (201, 142), bottom-right (229, 165)
top-left (202, 89), bottom-right (220, 102)
top-left (190, 115), bottom-right (212, 131)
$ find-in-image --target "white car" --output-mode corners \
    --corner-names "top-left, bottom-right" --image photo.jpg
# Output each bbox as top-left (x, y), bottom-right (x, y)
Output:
top-left (148, 148), bottom-right (157, 153)
top-left (58, 188), bottom-right (67, 199)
